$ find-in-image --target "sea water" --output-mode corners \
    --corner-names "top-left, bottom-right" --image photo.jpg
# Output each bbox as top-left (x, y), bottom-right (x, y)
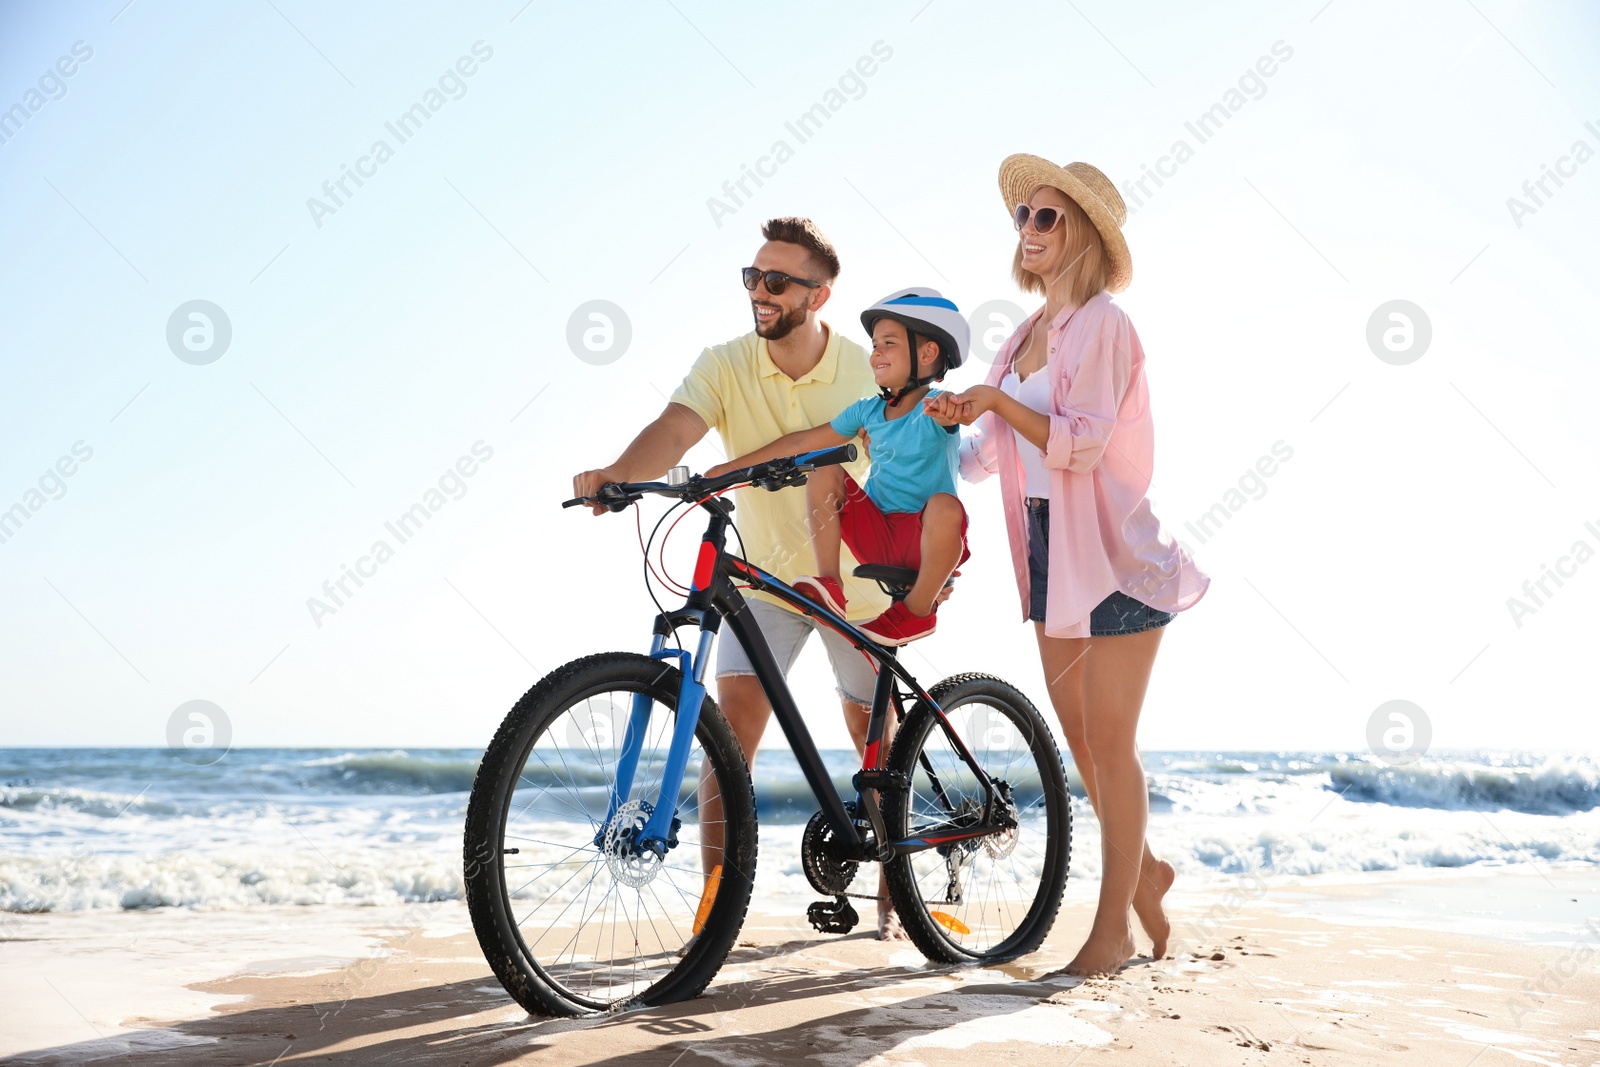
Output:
top-left (2, 748), bottom-right (1596, 913)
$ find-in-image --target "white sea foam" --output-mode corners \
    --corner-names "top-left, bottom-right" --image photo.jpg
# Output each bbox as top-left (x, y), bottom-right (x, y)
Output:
top-left (2, 748), bottom-right (1596, 913)
top-left (0, 849), bottom-right (465, 912)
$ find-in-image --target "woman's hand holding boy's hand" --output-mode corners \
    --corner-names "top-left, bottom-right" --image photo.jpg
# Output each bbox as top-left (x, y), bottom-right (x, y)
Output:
top-left (922, 393), bottom-right (969, 426)
top-left (949, 386), bottom-right (1001, 422)
top-left (924, 389), bottom-right (1000, 426)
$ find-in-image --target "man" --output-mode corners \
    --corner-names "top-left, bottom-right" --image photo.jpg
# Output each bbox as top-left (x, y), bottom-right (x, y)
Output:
top-left (572, 216), bottom-right (905, 937)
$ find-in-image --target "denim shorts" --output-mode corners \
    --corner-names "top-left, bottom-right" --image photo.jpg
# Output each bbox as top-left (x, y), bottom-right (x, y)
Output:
top-left (1026, 498), bottom-right (1175, 636)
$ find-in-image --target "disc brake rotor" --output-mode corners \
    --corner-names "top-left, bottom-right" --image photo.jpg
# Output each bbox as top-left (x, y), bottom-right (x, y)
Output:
top-left (602, 798), bottom-right (664, 889)
top-left (985, 784), bottom-right (1020, 859)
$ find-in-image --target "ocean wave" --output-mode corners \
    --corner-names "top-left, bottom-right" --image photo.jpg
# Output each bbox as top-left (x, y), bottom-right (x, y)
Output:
top-left (4, 748), bottom-right (1597, 914)
top-left (1151, 758), bottom-right (1260, 775)
top-left (1146, 755), bottom-right (1336, 777)
top-left (0, 787), bottom-right (180, 819)
top-left (295, 751), bottom-right (482, 795)
top-left (0, 850), bottom-right (464, 912)
top-left (5, 811), bottom-right (1595, 913)
top-left (0, 777), bottom-right (873, 828)
top-left (1168, 820), bottom-right (1600, 876)
top-left (1328, 758), bottom-right (1600, 815)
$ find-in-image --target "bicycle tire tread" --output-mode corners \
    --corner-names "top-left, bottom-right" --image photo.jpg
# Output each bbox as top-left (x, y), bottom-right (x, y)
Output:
top-left (463, 652), bottom-right (757, 1016)
top-left (881, 673), bottom-right (1071, 965)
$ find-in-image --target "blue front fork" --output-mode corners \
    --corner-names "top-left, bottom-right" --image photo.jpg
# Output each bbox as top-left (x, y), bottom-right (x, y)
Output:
top-left (600, 626), bottom-right (715, 854)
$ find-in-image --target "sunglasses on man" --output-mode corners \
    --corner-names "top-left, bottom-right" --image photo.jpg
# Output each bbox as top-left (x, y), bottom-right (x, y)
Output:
top-left (1013, 203), bottom-right (1064, 234)
top-left (741, 267), bottom-right (822, 296)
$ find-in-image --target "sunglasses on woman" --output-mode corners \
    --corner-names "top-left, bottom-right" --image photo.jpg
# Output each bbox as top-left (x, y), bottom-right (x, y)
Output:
top-left (741, 267), bottom-right (822, 296)
top-left (1013, 203), bottom-right (1063, 234)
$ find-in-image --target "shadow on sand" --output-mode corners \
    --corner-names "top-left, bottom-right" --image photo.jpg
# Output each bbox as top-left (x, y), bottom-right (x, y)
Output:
top-left (8, 935), bottom-right (1118, 1066)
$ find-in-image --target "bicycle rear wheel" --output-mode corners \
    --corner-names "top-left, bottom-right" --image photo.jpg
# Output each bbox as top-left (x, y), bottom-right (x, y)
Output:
top-left (464, 652), bottom-right (757, 1016)
top-left (882, 673), bottom-right (1070, 963)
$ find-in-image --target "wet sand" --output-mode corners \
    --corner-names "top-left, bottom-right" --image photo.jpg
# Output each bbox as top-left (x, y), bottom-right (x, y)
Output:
top-left (3, 871), bottom-right (1598, 1065)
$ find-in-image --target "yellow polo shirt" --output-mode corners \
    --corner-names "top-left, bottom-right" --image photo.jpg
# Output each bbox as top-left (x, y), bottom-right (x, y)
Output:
top-left (672, 325), bottom-right (889, 621)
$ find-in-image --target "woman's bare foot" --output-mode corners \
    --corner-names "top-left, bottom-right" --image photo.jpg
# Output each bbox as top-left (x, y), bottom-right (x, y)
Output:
top-left (1065, 928), bottom-right (1136, 977)
top-left (877, 900), bottom-right (907, 941)
top-left (1132, 857), bottom-right (1175, 958)
top-left (876, 871), bottom-right (907, 940)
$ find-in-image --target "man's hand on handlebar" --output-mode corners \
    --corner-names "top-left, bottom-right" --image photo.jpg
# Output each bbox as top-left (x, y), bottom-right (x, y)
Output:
top-left (566, 445), bottom-right (857, 512)
top-left (573, 467), bottom-right (625, 516)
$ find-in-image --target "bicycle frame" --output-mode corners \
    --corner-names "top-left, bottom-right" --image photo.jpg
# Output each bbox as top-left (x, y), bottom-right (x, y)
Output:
top-left (602, 493), bottom-right (1008, 862)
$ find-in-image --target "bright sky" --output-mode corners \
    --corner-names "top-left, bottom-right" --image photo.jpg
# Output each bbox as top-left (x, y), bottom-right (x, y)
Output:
top-left (2, 1), bottom-right (1597, 755)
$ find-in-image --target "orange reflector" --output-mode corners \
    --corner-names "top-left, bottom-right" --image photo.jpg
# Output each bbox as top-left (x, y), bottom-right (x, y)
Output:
top-left (929, 910), bottom-right (970, 935)
top-left (692, 865), bottom-right (723, 936)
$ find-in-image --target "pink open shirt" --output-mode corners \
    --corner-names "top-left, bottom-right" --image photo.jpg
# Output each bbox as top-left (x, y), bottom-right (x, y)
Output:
top-left (958, 292), bottom-right (1209, 638)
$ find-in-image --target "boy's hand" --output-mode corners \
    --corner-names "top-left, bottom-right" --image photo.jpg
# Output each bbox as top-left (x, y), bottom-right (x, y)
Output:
top-left (704, 462), bottom-right (735, 479)
top-left (951, 386), bottom-right (1001, 423)
top-left (922, 393), bottom-right (969, 427)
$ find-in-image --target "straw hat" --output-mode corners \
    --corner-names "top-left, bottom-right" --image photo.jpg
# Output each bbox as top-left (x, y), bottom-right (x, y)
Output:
top-left (998, 155), bottom-right (1132, 293)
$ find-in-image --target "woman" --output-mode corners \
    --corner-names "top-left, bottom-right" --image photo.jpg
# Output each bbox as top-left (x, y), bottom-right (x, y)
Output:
top-left (926, 156), bottom-right (1209, 976)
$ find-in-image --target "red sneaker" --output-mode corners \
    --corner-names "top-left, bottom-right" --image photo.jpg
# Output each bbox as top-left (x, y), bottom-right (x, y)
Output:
top-left (860, 601), bottom-right (936, 645)
top-left (793, 575), bottom-right (847, 616)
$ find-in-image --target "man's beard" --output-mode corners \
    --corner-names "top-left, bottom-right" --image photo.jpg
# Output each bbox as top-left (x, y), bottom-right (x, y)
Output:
top-left (752, 301), bottom-right (808, 340)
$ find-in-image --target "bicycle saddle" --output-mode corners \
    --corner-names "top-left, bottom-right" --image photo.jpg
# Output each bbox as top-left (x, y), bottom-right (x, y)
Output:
top-left (852, 565), bottom-right (919, 600)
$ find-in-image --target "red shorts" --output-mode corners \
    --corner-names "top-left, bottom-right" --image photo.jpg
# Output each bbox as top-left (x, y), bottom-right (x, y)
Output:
top-left (839, 475), bottom-right (971, 573)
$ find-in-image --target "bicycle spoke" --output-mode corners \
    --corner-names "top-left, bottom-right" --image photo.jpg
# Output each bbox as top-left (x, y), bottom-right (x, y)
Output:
top-left (472, 668), bottom-right (752, 1013)
top-left (888, 691), bottom-right (1063, 960)
top-left (517, 854), bottom-right (606, 931)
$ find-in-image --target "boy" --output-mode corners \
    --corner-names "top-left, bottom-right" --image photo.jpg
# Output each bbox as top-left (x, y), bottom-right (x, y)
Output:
top-left (707, 288), bottom-right (971, 645)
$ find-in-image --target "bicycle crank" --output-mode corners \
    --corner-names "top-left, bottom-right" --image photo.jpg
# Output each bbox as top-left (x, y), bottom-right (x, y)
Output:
top-left (806, 895), bottom-right (859, 934)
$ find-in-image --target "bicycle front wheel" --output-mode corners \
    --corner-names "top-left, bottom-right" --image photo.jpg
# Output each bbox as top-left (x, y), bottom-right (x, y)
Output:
top-left (463, 652), bottom-right (757, 1016)
top-left (882, 673), bottom-right (1070, 963)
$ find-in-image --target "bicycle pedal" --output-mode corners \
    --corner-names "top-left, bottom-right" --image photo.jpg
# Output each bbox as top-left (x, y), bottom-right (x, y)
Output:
top-left (806, 896), bottom-right (859, 934)
top-left (851, 769), bottom-right (909, 792)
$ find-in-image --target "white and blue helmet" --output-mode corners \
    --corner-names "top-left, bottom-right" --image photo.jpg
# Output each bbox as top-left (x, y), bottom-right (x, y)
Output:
top-left (859, 288), bottom-right (969, 376)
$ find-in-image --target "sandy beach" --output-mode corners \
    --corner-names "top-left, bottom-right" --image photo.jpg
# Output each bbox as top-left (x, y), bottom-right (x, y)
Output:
top-left (5, 869), bottom-right (1597, 1066)
top-left (7, 1), bottom-right (1600, 1062)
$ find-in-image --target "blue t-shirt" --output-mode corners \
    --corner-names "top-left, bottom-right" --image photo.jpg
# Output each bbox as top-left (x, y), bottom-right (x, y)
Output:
top-left (830, 392), bottom-right (960, 514)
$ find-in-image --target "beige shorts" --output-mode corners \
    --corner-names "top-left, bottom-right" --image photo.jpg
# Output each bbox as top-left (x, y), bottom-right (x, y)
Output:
top-left (715, 598), bottom-right (878, 707)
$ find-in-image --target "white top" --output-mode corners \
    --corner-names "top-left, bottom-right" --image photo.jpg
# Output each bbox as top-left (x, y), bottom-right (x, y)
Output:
top-left (1000, 369), bottom-right (1053, 498)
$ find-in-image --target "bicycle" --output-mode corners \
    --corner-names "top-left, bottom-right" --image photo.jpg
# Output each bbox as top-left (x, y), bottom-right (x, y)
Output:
top-left (463, 444), bottom-right (1071, 1017)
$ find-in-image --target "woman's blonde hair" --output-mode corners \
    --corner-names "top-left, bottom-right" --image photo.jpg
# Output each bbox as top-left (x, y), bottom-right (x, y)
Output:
top-left (1011, 189), bottom-right (1109, 307)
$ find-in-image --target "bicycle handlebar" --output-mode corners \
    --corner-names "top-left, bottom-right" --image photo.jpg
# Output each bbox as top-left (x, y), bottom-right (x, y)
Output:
top-left (563, 443), bottom-right (858, 511)
top-left (792, 443), bottom-right (857, 472)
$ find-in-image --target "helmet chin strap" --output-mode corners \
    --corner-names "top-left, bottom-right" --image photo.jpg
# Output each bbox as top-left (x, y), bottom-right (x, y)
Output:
top-left (878, 332), bottom-right (940, 408)
top-left (878, 380), bottom-right (922, 408)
